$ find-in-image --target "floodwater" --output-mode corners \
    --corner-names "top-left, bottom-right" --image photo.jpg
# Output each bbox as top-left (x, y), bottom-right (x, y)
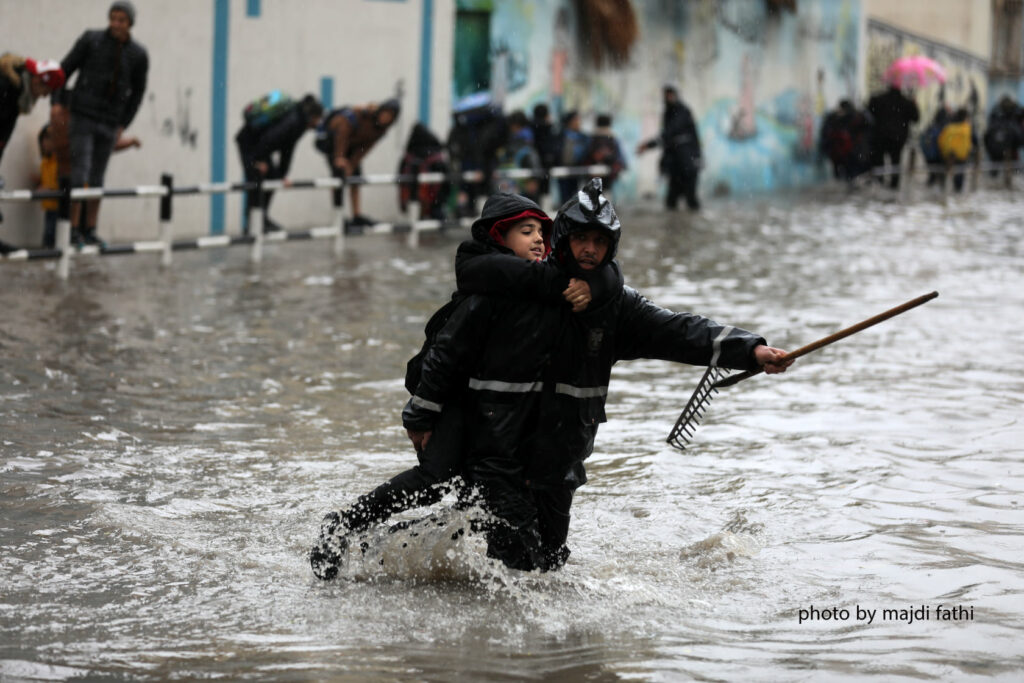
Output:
top-left (1, 186), bottom-right (1022, 681)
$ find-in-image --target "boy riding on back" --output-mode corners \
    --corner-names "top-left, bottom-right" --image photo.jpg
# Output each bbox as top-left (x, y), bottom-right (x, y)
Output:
top-left (310, 192), bottom-right (599, 579)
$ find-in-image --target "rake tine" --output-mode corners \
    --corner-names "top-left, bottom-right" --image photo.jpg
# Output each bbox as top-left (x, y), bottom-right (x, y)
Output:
top-left (667, 364), bottom-right (729, 451)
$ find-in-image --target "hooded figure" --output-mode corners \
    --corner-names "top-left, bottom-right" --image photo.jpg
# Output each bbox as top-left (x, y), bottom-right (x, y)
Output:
top-left (552, 176), bottom-right (621, 274)
top-left (983, 96), bottom-right (1023, 166)
top-left (312, 191), bottom-right (589, 580)
top-left (867, 84), bottom-right (920, 189)
top-left (397, 122), bottom-right (450, 220)
top-left (638, 86), bottom-right (703, 210)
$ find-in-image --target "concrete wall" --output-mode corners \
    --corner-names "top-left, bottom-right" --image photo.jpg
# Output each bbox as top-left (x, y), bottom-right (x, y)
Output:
top-left (861, 0), bottom-right (992, 132)
top-left (863, 0), bottom-right (992, 60)
top-left (0, 0), bottom-right (453, 247)
top-left (864, 18), bottom-right (990, 129)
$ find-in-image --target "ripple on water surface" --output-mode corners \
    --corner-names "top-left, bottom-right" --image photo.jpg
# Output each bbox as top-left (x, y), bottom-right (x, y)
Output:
top-left (2, 190), bottom-right (1023, 679)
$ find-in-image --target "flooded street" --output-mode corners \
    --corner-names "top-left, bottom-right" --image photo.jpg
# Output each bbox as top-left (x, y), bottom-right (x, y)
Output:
top-left (1, 188), bottom-right (1022, 680)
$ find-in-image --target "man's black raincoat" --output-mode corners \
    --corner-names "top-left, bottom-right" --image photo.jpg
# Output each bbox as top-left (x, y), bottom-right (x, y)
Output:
top-left (405, 181), bottom-right (766, 570)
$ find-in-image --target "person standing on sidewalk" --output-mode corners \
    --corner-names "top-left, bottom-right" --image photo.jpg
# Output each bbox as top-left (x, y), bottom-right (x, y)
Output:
top-left (59, 1), bottom-right (148, 246)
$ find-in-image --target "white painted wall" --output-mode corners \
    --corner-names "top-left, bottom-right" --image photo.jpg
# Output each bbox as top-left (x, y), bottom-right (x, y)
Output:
top-left (0, 0), bottom-right (453, 247)
top-left (863, 0), bottom-right (992, 59)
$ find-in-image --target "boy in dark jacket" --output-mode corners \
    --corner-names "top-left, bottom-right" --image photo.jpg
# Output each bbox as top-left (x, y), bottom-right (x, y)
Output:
top-left (59, 1), bottom-right (148, 245)
top-left (310, 192), bottom-right (595, 579)
top-left (585, 113), bottom-right (627, 192)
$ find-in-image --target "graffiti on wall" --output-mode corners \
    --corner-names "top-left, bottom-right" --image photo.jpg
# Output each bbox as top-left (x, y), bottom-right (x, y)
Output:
top-left (478, 0), bottom-right (861, 197)
top-left (694, 0), bottom-right (859, 194)
top-left (148, 87), bottom-right (199, 149)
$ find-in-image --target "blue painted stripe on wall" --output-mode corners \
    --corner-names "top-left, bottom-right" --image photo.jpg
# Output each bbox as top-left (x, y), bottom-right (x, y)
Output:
top-left (247, 0), bottom-right (261, 18)
top-left (210, 0), bottom-right (229, 235)
top-left (320, 76), bottom-right (334, 110)
top-left (418, 0), bottom-right (433, 125)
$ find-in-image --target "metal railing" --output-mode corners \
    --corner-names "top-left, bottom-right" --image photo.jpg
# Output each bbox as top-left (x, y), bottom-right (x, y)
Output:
top-left (0, 165), bottom-right (612, 280)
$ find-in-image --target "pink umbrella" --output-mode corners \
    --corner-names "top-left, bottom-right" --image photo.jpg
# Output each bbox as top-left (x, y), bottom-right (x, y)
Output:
top-left (884, 55), bottom-right (947, 89)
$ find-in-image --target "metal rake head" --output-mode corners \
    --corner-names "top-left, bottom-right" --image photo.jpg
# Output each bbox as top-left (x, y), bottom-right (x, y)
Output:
top-left (667, 365), bottom-right (729, 451)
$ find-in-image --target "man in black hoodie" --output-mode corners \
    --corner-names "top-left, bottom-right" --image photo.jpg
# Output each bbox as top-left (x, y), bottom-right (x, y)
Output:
top-left (637, 86), bottom-right (703, 210)
top-left (60, 1), bottom-right (148, 245)
top-left (405, 179), bottom-right (790, 571)
top-left (867, 84), bottom-right (920, 189)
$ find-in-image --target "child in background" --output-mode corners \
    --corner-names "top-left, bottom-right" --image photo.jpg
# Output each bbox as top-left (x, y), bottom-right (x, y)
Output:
top-left (585, 113), bottom-right (627, 194)
top-left (35, 124), bottom-right (59, 248)
top-left (937, 108), bottom-right (975, 193)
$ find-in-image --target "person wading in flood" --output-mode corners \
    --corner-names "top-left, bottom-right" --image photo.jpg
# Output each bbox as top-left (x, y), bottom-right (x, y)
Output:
top-left (314, 179), bottom-right (792, 576)
top-left (311, 191), bottom-right (598, 579)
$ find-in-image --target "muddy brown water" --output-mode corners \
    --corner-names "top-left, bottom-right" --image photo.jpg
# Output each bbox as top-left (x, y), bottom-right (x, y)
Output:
top-left (1, 188), bottom-right (1022, 680)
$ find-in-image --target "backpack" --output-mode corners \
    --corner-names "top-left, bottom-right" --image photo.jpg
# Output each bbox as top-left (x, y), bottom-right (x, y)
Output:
top-left (398, 150), bottom-right (450, 215)
top-left (243, 90), bottom-right (294, 130)
top-left (919, 124), bottom-right (942, 163)
top-left (314, 107), bottom-right (359, 154)
top-left (404, 296), bottom-right (463, 395)
top-left (938, 121), bottom-right (972, 162)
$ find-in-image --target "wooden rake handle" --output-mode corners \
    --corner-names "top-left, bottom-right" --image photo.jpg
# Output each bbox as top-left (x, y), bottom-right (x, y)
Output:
top-left (712, 291), bottom-right (939, 389)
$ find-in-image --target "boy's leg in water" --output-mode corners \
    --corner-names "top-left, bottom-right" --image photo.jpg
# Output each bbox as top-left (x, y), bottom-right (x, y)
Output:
top-left (311, 405), bottom-right (464, 579)
top-left (343, 404), bottom-right (465, 531)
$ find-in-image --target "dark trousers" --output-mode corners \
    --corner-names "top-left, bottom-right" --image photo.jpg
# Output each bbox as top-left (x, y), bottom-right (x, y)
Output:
top-left (558, 177), bottom-right (580, 205)
top-left (872, 140), bottom-right (906, 189)
top-left (336, 405), bottom-right (465, 534)
top-left (478, 481), bottom-right (574, 572)
top-left (236, 145), bottom-right (281, 233)
top-left (667, 171), bottom-right (700, 210)
top-left (43, 210), bottom-right (58, 248)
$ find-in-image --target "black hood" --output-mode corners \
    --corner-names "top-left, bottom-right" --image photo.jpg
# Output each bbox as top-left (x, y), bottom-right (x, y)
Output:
top-left (470, 192), bottom-right (551, 245)
top-left (405, 122), bottom-right (442, 156)
top-left (551, 178), bottom-right (621, 271)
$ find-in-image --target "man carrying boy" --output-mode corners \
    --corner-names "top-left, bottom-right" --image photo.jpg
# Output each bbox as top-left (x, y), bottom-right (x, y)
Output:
top-left (405, 179), bottom-right (790, 570)
top-left (311, 191), bottom-right (595, 579)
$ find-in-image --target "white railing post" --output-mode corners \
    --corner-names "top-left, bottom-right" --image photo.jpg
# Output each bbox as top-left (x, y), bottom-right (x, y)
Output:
top-left (331, 175), bottom-right (345, 256)
top-left (406, 200), bottom-right (420, 248)
top-left (55, 218), bottom-right (71, 280)
top-left (55, 179), bottom-right (72, 280)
